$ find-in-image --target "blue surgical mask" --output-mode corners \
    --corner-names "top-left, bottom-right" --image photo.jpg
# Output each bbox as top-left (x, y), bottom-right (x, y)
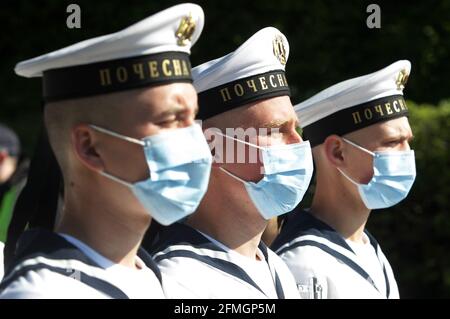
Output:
top-left (215, 132), bottom-right (314, 219)
top-left (90, 123), bottom-right (212, 225)
top-left (337, 138), bottom-right (416, 210)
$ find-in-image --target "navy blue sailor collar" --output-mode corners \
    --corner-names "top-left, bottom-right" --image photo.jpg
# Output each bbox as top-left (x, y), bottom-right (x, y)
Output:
top-left (149, 222), bottom-right (286, 299)
top-left (271, 208), bottom-right (390, 298)
top-left (1, 229), bottom-right (162, 298)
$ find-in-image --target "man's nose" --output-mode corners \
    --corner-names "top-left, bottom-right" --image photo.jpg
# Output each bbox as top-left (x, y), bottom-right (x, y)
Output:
top-left (285, 126), bottom-right (303, 144)
top-left (400, 140), bottom-right (411, 151)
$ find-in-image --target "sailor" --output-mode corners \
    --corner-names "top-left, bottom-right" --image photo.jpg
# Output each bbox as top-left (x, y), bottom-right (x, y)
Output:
top-left (0, 3), bottom-right (212, 298)
top-left (147, 27), bottom-right (314, 298)
top-left (271, 60), bottom-right (416, 299)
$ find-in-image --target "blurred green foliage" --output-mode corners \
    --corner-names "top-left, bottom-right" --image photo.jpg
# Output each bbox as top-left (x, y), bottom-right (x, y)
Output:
top-left (0, 0), bottom-right (448, 297)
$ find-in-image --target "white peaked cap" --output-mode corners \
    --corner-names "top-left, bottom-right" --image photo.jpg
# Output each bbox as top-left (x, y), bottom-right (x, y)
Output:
top-left (295, 60), bottom-right (411, 146)
top-left (15, 3), bottom-right (205, 78)
top-left (192, 27), bottom-right (291, 119)
top-left (193, 27), bottom-right (289, 92)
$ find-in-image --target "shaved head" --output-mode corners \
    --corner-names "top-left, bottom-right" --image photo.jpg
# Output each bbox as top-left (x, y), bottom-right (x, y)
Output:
top-left (44, 92), bottom-right (125, 182)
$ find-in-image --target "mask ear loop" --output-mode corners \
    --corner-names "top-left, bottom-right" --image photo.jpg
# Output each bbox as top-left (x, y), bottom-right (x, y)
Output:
top-left (213, 130), bottom-right (267, 175)
top-left (212, 130), bottom-right (264, 150)
top-left (341, 137), bottom-right (375, 157)
top-left (336, 167), bottom-right (360, 186)
top-left (219, 167), bottom-right (248, 184)
top-left (89, 124), bottom-right (145, 146)
top-left (99, 171), bottom-right (134, 188)
top-left (337, 138), bottom-right (375, 186)
top-left (89, 124), bottom-right (145, 187)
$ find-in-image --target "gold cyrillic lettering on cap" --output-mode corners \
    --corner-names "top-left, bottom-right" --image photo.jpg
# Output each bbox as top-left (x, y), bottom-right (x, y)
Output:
top-left (269, 74), bottom-right (277, 88)
top-left (385, 102), bottom-right (393, 115)
top-left (352, 111), bottom-right (362, 124)
top-left (181, 60), bottom-right (190, 76)
top-left (259, 76), bottom-right (268, 90)
top-left (393, 100), bottom-right (400, 112)
top-left (132, 63), bottom-right (145, 80)
top-left (374, 105), bottom-right (384, 116)
top-left (277, 74), bottom-right (285, 87)
top-left (283, 73), bottom-right (288, 86)
top-left (148, 61), bottom-right (159, 78)
top-left (220, 88), bottom-right (232, 102)
top-left (246, 80), bottom-right (257, 92)
top-left (364, 108), bottom-right (373, 120)
top-left (116, 66), bottom-right (128, 83)
top-left (99, 69), bottom-right (112, 86)
top-left (162, 59), bottom-right (172, 76)
top-left (399, 99), bottom-right (407, 110)
top-left (234, 84), bottom-right (244, 96)
top-left (172, 59), bottom-right (182, 76)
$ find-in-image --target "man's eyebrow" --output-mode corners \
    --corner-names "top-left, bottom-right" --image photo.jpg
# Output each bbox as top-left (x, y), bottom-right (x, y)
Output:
top-left (260, 119), bottom-right (289, 128)
top-left (382, 131), bottom-right (414, 141)
top-left (150, 105), bottom-right (186, 120)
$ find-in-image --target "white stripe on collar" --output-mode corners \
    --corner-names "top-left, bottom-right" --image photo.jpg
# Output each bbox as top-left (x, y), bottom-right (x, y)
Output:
top-left (196, 229), bottom-right (267, 262)
top-left (275, 234), bottom-right (371, 272)
top-left (4, 255), bottom-right (117, 287)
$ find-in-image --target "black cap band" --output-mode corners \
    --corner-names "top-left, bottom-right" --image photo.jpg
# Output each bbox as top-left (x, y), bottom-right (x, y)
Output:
top-left (303, 94), bottom-right (409, 147)
top-left (197, 70), bottom-right (290, 120)
top-left (43, 51), bottom-right (192, 102)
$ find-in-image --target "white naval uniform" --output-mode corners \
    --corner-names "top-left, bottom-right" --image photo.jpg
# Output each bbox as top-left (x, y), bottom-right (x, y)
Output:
top-left (271, 209), bottom-right (399, 299)
top-left (147, 223), bottom-right (300, 299)
top-left (0, 230), bottom-right (164, 299)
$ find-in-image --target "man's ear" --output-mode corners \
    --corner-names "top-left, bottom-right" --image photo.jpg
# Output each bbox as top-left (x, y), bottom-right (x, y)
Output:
top-left (323, 135), bottom-right (346, 168)
top-left (71, 124), bottom-right (104, 172)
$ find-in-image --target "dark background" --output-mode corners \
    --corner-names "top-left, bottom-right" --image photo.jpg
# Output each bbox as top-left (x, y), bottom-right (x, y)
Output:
top-left (1, 0), bottom-right (449, 298)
